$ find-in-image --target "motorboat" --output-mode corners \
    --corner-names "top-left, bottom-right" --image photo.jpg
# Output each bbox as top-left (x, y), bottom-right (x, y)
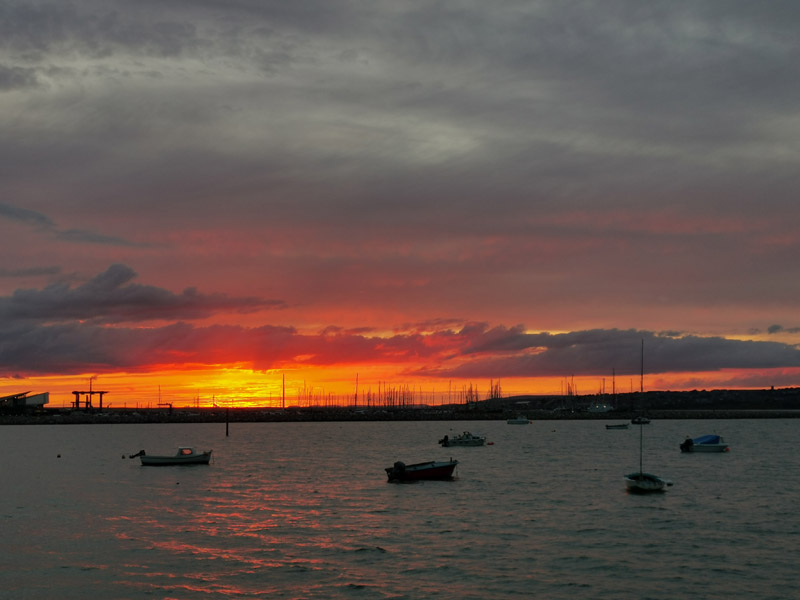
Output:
top-left (606, 423), bottom-right (630, 430)
top-left (680, 435), bottom-right (730, 453)
top-left (385, 459), bottom-right (458, 482)
top-left (624, 471), bottom-right (673, 493)
top-left (439, 431), bottom-right (486, 447)
top-left (507, 416), bottom-right (530, 424)
top-left (631, 416), bottom-right (650, 425)
top-left (133, 447), bottom-right (213, 466)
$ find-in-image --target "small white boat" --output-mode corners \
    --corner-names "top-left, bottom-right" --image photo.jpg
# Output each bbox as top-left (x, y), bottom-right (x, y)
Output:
top-left (507, 416), bottom-right (530, 424)
top-left (439, 431), bottom-right (486, 447)
top-left (135, 447), bottom-right (213, 466)
top-left (631, 416), bottom-right (650, 425)
top-left (680, 435), bottom-right (730, 453)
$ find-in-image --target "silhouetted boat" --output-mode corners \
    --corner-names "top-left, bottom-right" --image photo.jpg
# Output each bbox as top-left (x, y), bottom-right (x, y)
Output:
top-left (624, 471), bottom-right (672, 493)
top-left (507, 416), bottom-right (530, 424)
top-left (385, 459), bottom-right (458, 482)
top-left (606, 423), bottom-right (630, 430)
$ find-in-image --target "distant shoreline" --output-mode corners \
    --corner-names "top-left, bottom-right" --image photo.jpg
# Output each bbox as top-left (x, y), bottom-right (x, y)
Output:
top-left (2, 406), bottom-right (800, 425)
top-left (4, 387), bottom-right (800, 424)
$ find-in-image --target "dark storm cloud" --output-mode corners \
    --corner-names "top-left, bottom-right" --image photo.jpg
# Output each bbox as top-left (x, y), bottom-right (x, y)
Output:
top-left (414, 325), bottom-right (800, 379)
top-left (0, 202), bottom-right (55, 229)
top-left (0, 266), bottom-right (61, 278)
top-left (0, 1), bottom-right (199, 58)
top-left (0, 202), bottom-right (147, 247)
top-left (0, 319), bottom-right (437, 376)
top-left (0, 264), bottom-right (287, 324)
top-left (4, 312), bottom-right (800, 380)
top-left (54, 228), bottom-right (148, 246)
top-left (0, 64), bottom-right (38, 90)
top-left (768, 324), bottom-right (800, 335)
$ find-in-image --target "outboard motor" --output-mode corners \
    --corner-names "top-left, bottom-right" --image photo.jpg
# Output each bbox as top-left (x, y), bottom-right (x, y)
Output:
top-left (439, 435), bottom-right (449, 447)
top-left (680, 438), bottom-right (694, 453)
top-left (387, 461), bottom-right (406, 482)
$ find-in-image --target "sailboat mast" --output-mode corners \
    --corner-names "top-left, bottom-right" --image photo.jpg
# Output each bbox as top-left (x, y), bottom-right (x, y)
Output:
top-left (639, 339), bottom-right (644, 473)
top-left (639, 422), bottom-right (644, 473)
top-left (640, 339), bottom-right (644, 393)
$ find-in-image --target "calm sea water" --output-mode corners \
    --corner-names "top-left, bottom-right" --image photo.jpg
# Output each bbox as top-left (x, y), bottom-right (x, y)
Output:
top-left (1, 418), bottom-right (798, 599)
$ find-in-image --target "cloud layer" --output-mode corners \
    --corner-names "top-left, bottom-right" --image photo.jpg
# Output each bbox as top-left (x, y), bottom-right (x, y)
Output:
top-left (2, 267), bottom-right (799, 389)
top-left (0, 264), bottom-right (284, 324)
top-left (2, 2), bottom-right (800, 393)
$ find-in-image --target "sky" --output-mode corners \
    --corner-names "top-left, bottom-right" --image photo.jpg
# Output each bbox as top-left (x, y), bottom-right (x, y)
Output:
top-left (2, 1), bottom-right (800, 407)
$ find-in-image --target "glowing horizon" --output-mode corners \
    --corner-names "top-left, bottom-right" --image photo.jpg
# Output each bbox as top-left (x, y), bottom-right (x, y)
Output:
top-left (8, 362), bottom-right (800, 410)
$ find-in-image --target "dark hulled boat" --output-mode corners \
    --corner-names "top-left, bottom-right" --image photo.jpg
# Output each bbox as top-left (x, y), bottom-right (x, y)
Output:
top-left (385, 459), bottom-right (458, 482)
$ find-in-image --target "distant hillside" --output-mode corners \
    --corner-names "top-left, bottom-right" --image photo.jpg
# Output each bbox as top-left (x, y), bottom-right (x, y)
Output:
top-left (477, 387), bottom-right (800, 413)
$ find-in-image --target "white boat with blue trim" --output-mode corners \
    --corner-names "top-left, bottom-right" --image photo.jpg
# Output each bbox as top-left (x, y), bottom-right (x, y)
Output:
top-left (680, 435), bottom-right (729, 453)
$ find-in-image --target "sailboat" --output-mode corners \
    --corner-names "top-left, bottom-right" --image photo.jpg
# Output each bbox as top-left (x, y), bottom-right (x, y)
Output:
top-left (623, 340), bottom-right (672, 493)
top-left (624, 422), bottom-right (673, 492)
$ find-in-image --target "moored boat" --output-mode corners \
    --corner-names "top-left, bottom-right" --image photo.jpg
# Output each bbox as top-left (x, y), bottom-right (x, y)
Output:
top-left (680, 435), bottom-right (729, 453)
top-left (385, 459), bottom-right (458, 482)
top-left (624, 471), bottom-right (673, 493)
top-left (624, 340), bottom-right (671, 492)
top-left (439, 431), bottom-right (486, 447)
top-left (606, 423), bottom-right (630, 430)
top-left (624, 408), bottom-right (672, 493)
top-left (507, 416), bottom-right (530, 424)
top-left (135, 447), bottom-right (213, 466)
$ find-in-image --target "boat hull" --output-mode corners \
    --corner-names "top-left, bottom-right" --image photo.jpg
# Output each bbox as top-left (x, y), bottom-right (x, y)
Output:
top-left (439, 432), bottom-right (486, 447)
top-left (680, 435), bottom-right (729, 453)
top-left (682, 444), bottom-right (729, 453)
top-left (624, 472), bottom-right (672, 493)
top-left (385, 460), bottom-right (458, 482)
top-left (442, 439), bottom-right (485, 446)
top-left (606, 424), bottom-right (630, 430)
top-left (140, 451), bottom-right (212, 466)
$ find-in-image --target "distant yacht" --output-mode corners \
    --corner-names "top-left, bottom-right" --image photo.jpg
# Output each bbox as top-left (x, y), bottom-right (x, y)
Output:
top-left (507, 416), bottom-right (530, 424)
